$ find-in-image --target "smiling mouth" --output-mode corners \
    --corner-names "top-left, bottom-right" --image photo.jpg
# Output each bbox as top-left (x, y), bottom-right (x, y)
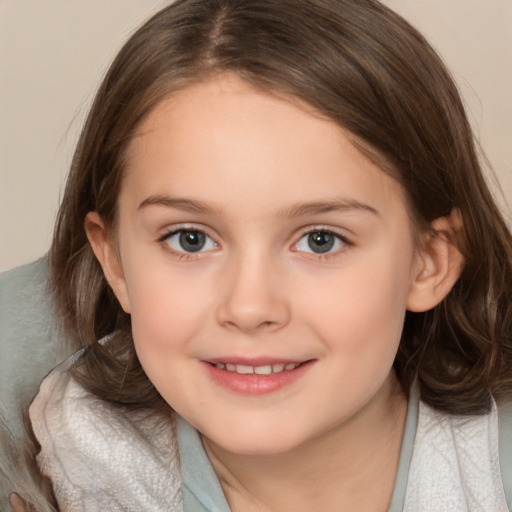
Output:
top-left (204, 359), bottom-right (314, 394)
top-left (210, 362), bottom-right (304, 375)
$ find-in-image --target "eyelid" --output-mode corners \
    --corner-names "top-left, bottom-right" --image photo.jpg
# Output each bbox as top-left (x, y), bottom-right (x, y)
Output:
top-left (295, 225), bottom-right (353, 243)
top-left (291, 225), bottom-right (353, 257)
top-left (157, 222), bottom-right (218, 241)
top-left (157, 223), bottom-right (220, 257)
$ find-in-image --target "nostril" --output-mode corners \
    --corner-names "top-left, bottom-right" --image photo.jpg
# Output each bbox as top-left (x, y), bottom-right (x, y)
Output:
top-left (221, 318), bottom-right (282, 334)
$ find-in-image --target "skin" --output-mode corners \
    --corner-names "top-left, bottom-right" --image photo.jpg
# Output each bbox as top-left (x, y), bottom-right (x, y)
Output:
top-left (87, 74), bottom-right (462, 511)
top-left (9, 494), bottom-right (31, 512)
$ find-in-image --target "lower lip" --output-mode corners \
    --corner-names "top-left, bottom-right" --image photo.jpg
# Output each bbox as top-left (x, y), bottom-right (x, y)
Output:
top-left (202, 361), bottom-right (314, 395)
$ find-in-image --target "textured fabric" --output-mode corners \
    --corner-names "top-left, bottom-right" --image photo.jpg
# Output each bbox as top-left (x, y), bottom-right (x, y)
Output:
top-left (499, 401), bottom-right (512, 509)
top-left (0, 259), bottom-right (67, 436)
top-left (29, 361), bottom-right (182, 511)
top-left (0, 258), bottom-right (69, 509)
top-left (26, 348), bottom-right (512, 512)
top-left (403, 398), bottom-right (509, 511)
top-left (28, 352), bottom-right (512, 511)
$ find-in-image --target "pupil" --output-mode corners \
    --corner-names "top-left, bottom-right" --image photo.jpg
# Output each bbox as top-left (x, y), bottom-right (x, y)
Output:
top-left (179, 231), bottom-right (205, 252)
top-left (308, 232), bottom-right (334, 253)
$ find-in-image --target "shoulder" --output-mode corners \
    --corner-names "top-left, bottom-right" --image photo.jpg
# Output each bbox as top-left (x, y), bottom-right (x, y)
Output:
top-left (498, 400), bottom-right (512, 509)
top-left (0, 258), bottom-right (57, 344)
top-left (404, 398), bottom-right (510, 511)
top-left (0, 257), bottom-right (49, 297)
top-left (29, 355), bottom-right (183, 511)
top-left (0, 259), bottom-right (68, 438)
top-left (0, 259), bottom-right (70, 509)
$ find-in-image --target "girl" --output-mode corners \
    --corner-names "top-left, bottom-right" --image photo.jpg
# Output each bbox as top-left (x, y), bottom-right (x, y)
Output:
top-left (8, 0), bottom-right (512, 510)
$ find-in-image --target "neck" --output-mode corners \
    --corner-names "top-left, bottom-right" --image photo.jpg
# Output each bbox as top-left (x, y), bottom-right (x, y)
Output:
top-left (202, 377), bottom-right (408, 512)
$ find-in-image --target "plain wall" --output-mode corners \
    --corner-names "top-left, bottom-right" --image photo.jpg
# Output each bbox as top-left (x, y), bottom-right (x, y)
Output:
top-left (1, 0), bottom-right (511, 272)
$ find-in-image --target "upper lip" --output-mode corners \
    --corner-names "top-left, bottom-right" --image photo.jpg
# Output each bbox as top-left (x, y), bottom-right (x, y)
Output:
top-left (204, 357), bottom-right (312, 366)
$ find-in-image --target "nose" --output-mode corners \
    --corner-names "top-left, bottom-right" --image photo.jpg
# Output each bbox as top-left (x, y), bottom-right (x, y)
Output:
top-left (215, 253), bottom-right (290, 334)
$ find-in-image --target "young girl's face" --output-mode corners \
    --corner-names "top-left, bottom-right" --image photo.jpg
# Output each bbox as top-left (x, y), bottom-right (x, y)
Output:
top-left (98, 74), bottom-right (427, 455)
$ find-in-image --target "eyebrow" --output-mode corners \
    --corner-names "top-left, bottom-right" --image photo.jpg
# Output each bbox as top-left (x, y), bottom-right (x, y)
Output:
top-left (138, 194), bottom-right (379, 218)
top-left (280, 198), bottom-right (380, 218)
top-left (138, 195), bottom-right (218, 214)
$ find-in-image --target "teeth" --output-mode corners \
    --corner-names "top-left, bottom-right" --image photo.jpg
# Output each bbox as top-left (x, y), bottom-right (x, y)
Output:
top-left (254, 365), bottom-right (272, 375)
top-left (214, 362), bottom-right (302, 375)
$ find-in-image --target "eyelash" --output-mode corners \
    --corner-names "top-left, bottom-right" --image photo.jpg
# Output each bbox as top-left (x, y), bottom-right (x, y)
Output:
top-left (292, 227), bottom-right (353, 261)
top-left (157, 225), bottom-right (353, 261)
top-left (157, 226), bottom-right (219, 260)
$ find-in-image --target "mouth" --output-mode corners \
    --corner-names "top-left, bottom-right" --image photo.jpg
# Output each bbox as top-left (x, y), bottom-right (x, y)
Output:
top-left (209, 361), bottom-right (304, 375)
top-left (202, 358), bottom-right (315, 395)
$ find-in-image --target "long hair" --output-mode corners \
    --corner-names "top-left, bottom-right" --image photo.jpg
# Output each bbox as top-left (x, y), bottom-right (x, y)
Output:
top-left (50, 0), bottom-right (512, 420)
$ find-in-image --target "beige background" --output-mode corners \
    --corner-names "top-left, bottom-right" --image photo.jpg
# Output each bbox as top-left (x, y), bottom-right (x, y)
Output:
top-left (1, 0), bottom-right (511, 272)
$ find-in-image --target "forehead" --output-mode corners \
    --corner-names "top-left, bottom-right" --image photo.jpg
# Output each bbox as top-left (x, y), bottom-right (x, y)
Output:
top-left (121, 74), bottom-right (408, 219)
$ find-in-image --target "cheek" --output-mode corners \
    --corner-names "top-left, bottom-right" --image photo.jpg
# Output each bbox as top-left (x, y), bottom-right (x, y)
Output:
top-left (299, 248), bottom-right (413, 357)
top-left (126, 277), bottom-right (206, 403)
top-left (123, 266), bottom-right (209, 356)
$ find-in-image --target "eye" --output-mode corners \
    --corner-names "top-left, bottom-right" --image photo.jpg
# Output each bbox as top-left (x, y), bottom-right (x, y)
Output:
top-left (163, 229), bottom-right (217, 253)
top-left (295, 230), bottom-right (347, 254)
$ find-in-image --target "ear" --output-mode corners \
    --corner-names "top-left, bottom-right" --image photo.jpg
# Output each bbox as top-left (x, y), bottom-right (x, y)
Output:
top-left (406, 209), bottom-right (464, 313)
top-left (85, 212), bottom-right (131, 313)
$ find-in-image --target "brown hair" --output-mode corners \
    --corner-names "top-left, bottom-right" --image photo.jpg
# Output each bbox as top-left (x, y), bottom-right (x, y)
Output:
top-left (50, 0), bottom-right (512, 418)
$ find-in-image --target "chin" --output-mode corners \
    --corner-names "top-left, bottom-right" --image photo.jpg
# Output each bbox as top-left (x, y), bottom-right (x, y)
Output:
top-left (203, 421), bottom-right (313, 457)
